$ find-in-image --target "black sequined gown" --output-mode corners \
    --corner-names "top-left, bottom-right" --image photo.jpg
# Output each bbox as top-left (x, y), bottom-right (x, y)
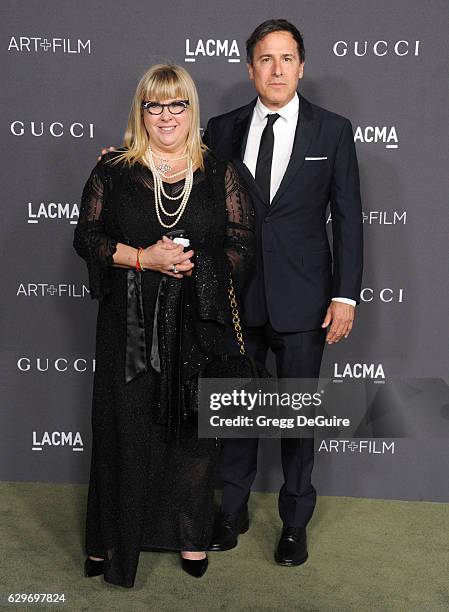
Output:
top-left (73, 151), bottom-right (254, 588)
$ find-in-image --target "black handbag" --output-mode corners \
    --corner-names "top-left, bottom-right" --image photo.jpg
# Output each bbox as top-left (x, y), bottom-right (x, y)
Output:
top-left (182, 274), bottom-right (271, 437)
top-left (197, 274), bottom-right (271, 380)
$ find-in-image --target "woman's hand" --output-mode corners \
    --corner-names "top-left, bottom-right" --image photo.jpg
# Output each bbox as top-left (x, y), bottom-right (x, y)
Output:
top-left (140, 236), bottom-right (194, 279)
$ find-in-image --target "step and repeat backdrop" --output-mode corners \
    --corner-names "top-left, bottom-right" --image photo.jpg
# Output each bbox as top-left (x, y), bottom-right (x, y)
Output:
top-left (1, 1), bottom-right (448, 501)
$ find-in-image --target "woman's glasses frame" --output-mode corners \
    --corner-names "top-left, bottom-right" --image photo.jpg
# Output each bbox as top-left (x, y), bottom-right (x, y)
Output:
top-left (141, 100), bottom-right (190, 115)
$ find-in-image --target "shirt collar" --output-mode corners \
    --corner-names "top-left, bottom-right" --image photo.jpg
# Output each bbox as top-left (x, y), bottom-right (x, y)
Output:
top-left (254, 92), bottom-right (299, 124)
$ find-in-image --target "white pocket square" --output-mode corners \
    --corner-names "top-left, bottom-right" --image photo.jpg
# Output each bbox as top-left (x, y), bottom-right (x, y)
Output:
top-left (305, 156), bottom-right (327, 160)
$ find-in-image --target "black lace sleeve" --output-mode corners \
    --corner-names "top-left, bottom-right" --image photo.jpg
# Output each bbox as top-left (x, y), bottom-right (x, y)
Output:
top-left (73, 162), bottom-right (118, 300)
top-left (223, 162), bottom-right (255, 292)
top-left (191, 158), bottom-right (255, 326)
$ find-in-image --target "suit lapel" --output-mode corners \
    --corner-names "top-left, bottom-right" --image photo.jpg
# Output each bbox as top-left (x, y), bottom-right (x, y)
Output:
top-left (269, 94), bottom-right (316, 209)
top-left (231, 99), bottom-right (256, 161)
top-left (231, 98), bottom-right (267, 205)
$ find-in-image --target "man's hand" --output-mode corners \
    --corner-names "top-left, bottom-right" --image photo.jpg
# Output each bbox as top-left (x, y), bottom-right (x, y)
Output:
top-left (321, 301), bottom-right (355, 344)
top-left (97, 146), bottom-right (117, 161)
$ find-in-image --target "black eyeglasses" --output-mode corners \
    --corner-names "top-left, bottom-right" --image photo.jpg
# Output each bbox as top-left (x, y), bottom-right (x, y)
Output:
top-left (141, 100), bottom-right (190, 115)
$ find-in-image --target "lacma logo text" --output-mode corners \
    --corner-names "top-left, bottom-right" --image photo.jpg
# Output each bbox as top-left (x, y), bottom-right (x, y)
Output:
top-left (185, 38), bottom-right (240, 62)
top-left (32, 431), bottom-right (84, 452)
top-left (27, 201), bottom-right (79, 224)
top-left (354, 126), bottom-right (399, 149)
top-left (333, 362), bottom-right (386, 380)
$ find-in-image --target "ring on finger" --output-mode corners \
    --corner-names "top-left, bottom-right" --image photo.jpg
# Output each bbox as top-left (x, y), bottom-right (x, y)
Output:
top-left (171, 264), bottom-right (178, 274)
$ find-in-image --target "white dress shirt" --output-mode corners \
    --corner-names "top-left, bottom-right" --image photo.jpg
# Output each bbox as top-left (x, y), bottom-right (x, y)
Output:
top-left (243, 93), bottom-right (356, 308)
top-left (243, 94), bottom-right (298, 203)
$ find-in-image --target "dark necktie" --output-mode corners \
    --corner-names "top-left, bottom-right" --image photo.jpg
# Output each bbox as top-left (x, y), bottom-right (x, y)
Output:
top-left (255, 113), bottom-right (280, 203)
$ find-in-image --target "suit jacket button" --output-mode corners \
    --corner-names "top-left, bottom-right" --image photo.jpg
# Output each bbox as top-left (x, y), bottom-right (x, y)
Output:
top-left (264, 217), bottom-right (271, 223)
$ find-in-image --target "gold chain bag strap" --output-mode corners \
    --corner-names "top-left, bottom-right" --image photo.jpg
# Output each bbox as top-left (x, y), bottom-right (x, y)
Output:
top-left (228, 273), bottom-right (246, 356)
top-left (225, 273), bottom-right (270, 377)
top-left (189, 272), bottom-right (271, 428)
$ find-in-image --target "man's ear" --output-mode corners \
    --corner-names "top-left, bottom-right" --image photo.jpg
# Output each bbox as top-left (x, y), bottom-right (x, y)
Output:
top-left (247, 62), bottom-right (254, 81)
top-left (298, 62), bottom-right (304, 80)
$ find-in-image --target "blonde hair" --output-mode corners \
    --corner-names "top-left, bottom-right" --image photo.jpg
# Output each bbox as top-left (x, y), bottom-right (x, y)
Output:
top-left (113, 64), bottom-right (207, 170)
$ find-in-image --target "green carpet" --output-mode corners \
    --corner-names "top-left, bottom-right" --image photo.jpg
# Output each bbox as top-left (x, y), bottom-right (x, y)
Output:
top-left (0, 482), bottom-right (448, 611)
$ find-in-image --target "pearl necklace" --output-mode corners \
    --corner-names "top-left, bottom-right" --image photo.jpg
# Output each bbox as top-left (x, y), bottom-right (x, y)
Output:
top-left (151, 150), bottom-right (188, 173)
top-left (144, 145), bottom-right (193, 229)
top-left (157, 167), bottom-right (188, 180)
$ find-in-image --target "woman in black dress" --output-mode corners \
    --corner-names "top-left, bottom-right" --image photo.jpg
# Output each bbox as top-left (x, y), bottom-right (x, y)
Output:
top-left (73, 64), bottom-right (254, 587)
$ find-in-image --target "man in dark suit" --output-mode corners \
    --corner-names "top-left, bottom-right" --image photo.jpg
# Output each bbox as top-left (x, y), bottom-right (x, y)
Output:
top-left (203, 19), bottom-right (363, 566)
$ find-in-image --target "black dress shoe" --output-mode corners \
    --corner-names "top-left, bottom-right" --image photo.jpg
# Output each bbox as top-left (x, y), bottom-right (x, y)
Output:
top-left (180, 554), bottom-right (208, 578)
top-left (208, 508), bottom-right (249, 551)
top-left (84, 556), bottom-right (104, 577)
top-left (275, 527), bottom-right (308, 566)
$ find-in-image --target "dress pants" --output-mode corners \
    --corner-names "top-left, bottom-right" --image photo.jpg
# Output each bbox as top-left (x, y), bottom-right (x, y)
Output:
top-left (219, 322), bottom-right (326, 528)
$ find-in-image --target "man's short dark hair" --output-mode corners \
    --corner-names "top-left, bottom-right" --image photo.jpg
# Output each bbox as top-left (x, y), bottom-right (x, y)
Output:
top-left (246, 19), bottom-right (305, 64)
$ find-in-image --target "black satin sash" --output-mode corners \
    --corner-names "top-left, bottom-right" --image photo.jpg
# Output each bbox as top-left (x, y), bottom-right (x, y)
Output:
top-left (149, 277), bottom-right (167, 374)
top-left (125, 270), bottom-right (148, 383)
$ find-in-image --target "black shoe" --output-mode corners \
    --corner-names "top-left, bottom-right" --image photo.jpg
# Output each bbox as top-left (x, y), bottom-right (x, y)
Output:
top-left (207, 508), bottom-right (249, 552)
top-left (180, 554), bottom-right (208, 578)
top-left (275, 527), bottom-right (308, 566)
top-left (84, 556), bottom-right (104, 577)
